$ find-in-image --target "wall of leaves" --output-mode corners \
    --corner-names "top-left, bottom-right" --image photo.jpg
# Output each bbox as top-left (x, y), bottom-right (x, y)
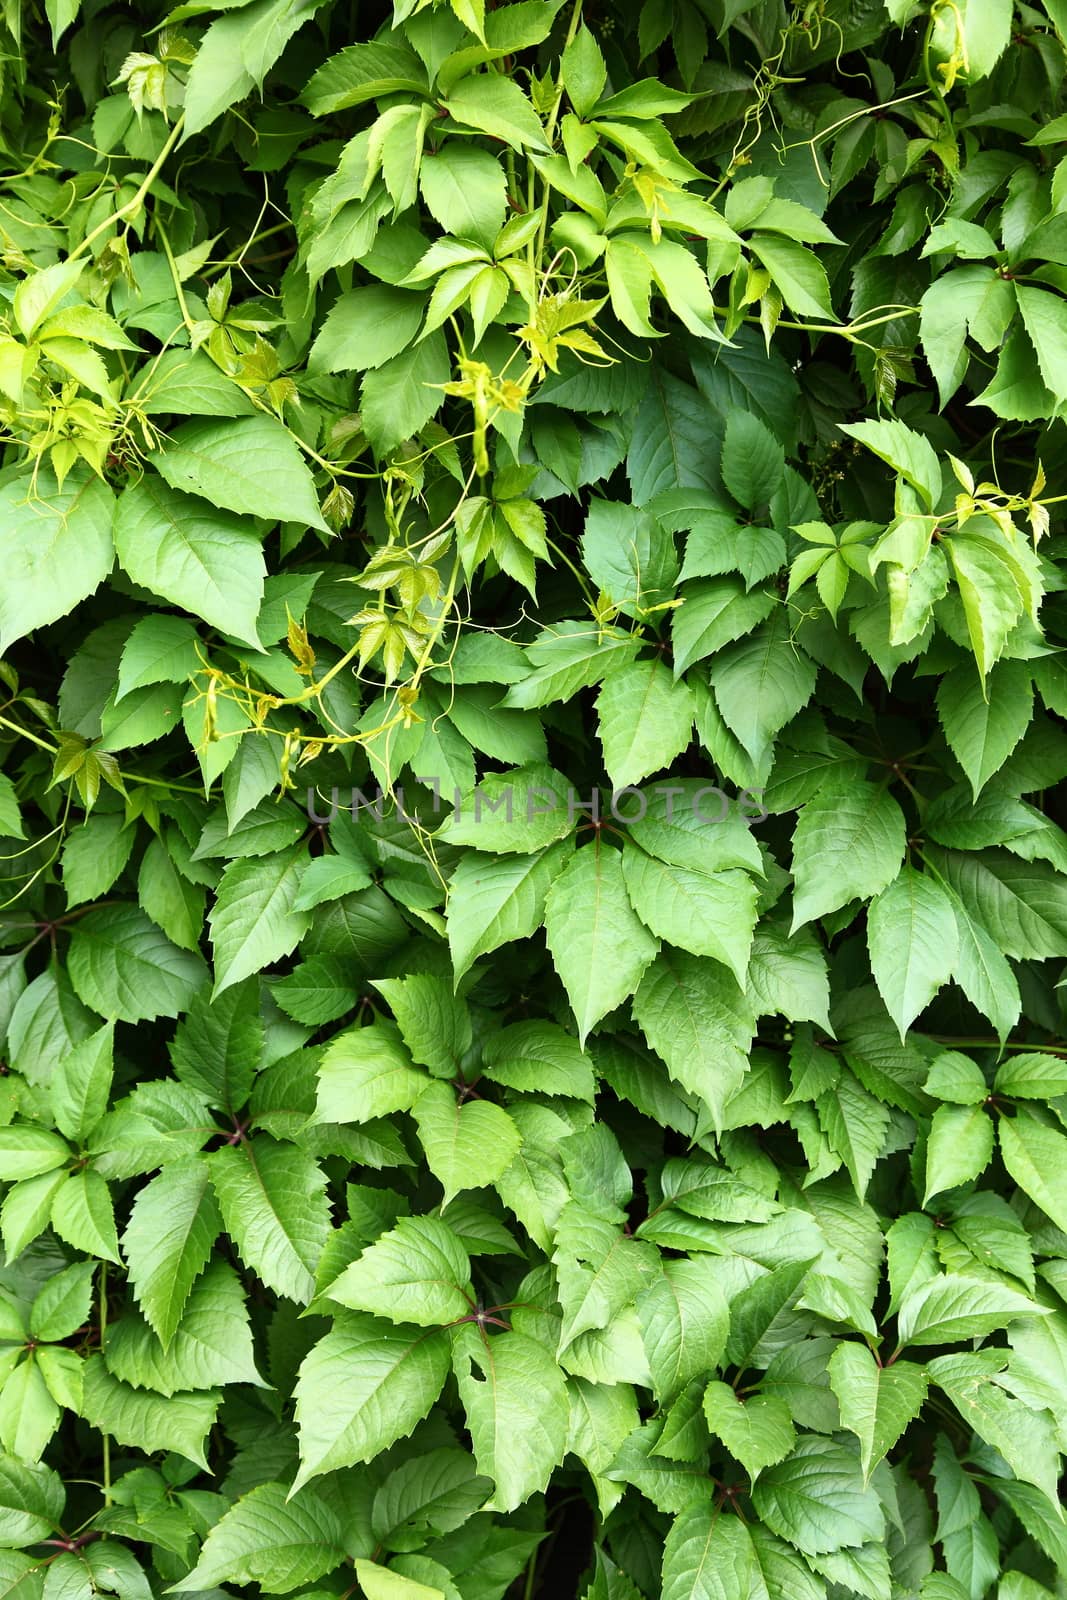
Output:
top-left (1, 0), bottom-right (1067, 1595)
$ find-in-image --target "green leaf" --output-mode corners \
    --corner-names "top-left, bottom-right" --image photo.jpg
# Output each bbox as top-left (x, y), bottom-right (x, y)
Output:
top-left (114, 477), bottom-right (266, 647)
top-left (0, 470), bottom-right (114, 656)
top-left (411, 1080), bottom-right (522, 1205)
top-left (354, 1561), bottom-right (446, 1600)
top-left (452, 1324), bottom-right (569, 1512)
top-left (994, 1052), bottom-right (1067, 1097)
top-left (294, 1314), bottom-right (450, 1486)
top-left (827, 1342), bottom-right (928, 1481)
top-left (924, 1103), bottom-right (994, 1202)
top-left (326, 1215), bottom-right (472, 1326)
top-left (596, 658), bottom-right (695, 788)
top-left (67, 905), bottom-right (208, 1023)
top-left (172, 1480), bottom-right (345, 1592)
top-left (839, 419), bottom-right (942, 510)
top-left (309, 285), bottom-right (425, 374)
top-left (791, 780), bottom-right (907, 931)
top-left (720, 413), bottom-right (785, 511)
top-left (751, 1436), bottom-right (884, 1555)
top-left (209, 846), bottom-right (311, 996)
top-left (748, 233), bottom-right (835, 320)
top-left (51, 1169), bottom-right (121, 1263)
top-left (481, 1021), bottom-right (595, 1101)
top-left (661, 1507), bottom-right (761, 1600)
top-left (117, 613), bottom-right (200, 700)
top-left (999, 1110), bottom-right (1067, 1232)
top-left (1016, 284), bottom-right (1067, 404)
top-left (122, 1157), bottom-right (221, 1348)
top-left (30, 1261), bottom-right (95, 1343)
top-left (708, 613), bottom-right (817, 765)
top-left (420, 144), bottom-right (507, 248)
top-left (671, 579), bottom-right (776, 676)
top-left (444, 75), bottom-right (549, 152)
top-left (52, 1023), bottom-right (113, 1142)
top-left (632, 949), bottom-right (754, 1131)
top-left (151, 417), bottom-right (327, 531)
top-left (302, 40), bottom-right (428, 115)
top-left (866, 867), bottom-right (959, 1039)
top-left (81, 1355), bottom-right (218, 1471)
top-left (545, 846), bottom-right (660, 1044)
top-left (897, 1274), bottom-right (1046, 1348)
top-left (106, 1258), bottom-right (264, 1394)
top-left (636, 1258), bottom-right (729, 1406)
top-left (703, 1381), bottom-right (796, 1478)
top-left (622, 846), bottom-right (757, 986)
top-left (0, 1457), bottom-right (64, 1545)
top-left (937, 661), bottom-right (1034, 799)
top-left (446, 841), bottom-right (572, 980)
top-left (209, 1137), bottom-right (330, 1303)
top-left (361, 332), bottom-right (451, 456)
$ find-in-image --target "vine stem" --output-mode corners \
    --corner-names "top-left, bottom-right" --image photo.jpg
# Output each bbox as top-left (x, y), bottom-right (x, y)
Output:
top-left (69, 114), bottom-right (187, 262)
top-left (100, 1262), bottom-right (111, 1511)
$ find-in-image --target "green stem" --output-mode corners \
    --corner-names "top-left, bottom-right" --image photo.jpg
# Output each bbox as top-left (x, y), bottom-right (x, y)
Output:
top-left (70, 113), bottom-right (187, 262)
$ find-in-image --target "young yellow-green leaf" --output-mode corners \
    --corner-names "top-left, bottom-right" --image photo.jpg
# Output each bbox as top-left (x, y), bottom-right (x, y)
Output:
top-left (451, 1325), bottom-right (569, 1512)
top-left (867, 867), bottom-right (959, 1040)
top-left (293, 1314), bottom-right (451, 1488)
top-left (545, 846), bottom-right (659, 1045)
top-left (326, 1215), bottom-right (472, 1327)
top-left (353, 1560), bottom-right (445, 1600)
top-left (827, 1342), bottom-right (928, 1481)
top-left (924, 1103), bottom-right (994, 1203)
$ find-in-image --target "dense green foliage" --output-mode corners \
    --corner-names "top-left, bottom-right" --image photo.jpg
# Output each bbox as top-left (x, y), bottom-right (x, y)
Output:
top-left (2, 0), bottom-right (1067, 1595)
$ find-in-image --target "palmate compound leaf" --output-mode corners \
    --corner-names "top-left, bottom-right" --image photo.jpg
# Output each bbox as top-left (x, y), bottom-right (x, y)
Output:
top-left (293, 1313), bottom-right (451, 1489)
top-left (827, 1342), bottom-right (928, 1481)
top-left (325, 1215), bottom-right (473, 1326)
top-left (171, 1480), bottom-right (346, 1593)
top-left (451, 1324), bottom-right (570, 1512)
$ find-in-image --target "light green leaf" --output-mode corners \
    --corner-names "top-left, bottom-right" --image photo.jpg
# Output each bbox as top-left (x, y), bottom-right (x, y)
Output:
top-left (446, 841), bottom-right (572, 980)
top-left (327, 1215), bottom-right (472, 1326)
top-left (209, 1137), bottom-right (330, 1303)
top-left (444, 74), bottom-right (549, 152)
top-left (999, 1110), bottom-right (1067, 1232)
top-left (867, 867), bottom-right (959, 1039)
top-left (0, 470), bottom-right (114, 656)
top-left (114, 477), bottom-right (266, 647)
top-left (708, 613), bottom-right (817, 765)
top-left (897, 1274), bottom-right (1047, 1348)
top-left (294, 1313), bottom-right (450, 1487)
top-left (51, 1024), bottom-right (113, 1142)
top-left (411, 1080), bottom-right (522, 1205)
top-left (937, 661), bottom-right (1034, 799)
top-left (151, 417), bottom-right (327, 531)
top-left (750, 1436), bottom-right (884, 1555)
top-left (209, 846), bottom-right (311, 996)
top-left (632, 949), bottom-right (754, 1131)
top-left (622, 846), bottom-right (757, 986)
top-left (452, 1324), bottom-right (569, 1511)
top-left (703, 1381), bottom-right (796, 1478)
top-left (827, 1342), bottom-right (928, 1481)
top-left (81, 1356), bottom-right (218, 1471)
top-left (545, 846), bottom-right (660, 1044)
top-left (172, 1480), bottom-right (345, 1592)
top-left (791, 780), bottom-right (907, 931)
top-left (121, 1157), bottom-right (221, 1348)
top-left (924, 1103), bottom-right (994, 1203)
